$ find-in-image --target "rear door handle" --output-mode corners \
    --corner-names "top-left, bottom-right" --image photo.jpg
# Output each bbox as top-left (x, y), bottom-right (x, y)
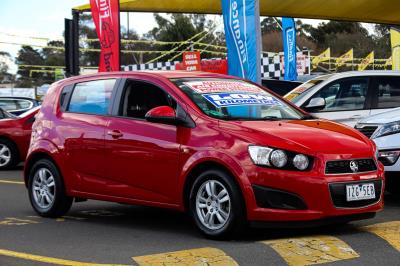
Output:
top-left (107, 130), bottom-right (123, 139)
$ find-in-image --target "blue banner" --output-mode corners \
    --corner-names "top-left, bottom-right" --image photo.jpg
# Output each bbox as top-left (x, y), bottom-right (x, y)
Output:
top-left (221, 0), bottom-right (261, 83)
top-left (282, 17), bottom-right (297, 81)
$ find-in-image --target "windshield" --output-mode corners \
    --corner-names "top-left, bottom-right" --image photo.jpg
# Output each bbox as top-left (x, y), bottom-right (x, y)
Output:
top-left (171, 78), bottom-right (307, 121)
top-left (284, 75), bottom-right (332, 104)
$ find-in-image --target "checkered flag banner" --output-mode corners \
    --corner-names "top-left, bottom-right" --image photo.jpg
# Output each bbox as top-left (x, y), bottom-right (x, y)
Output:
top-left (122, 61), bottom-right (179, 71)
top-left (123, 52), bottom-right (310, 79)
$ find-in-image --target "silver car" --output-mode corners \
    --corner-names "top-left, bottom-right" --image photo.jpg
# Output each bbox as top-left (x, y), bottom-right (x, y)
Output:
top-left (285, 71), bottom-right (400, 127)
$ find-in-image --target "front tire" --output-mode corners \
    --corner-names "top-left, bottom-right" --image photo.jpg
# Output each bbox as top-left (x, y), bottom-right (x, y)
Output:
top-left (28, 159), bottom-right (73, 217)
top-left (189, 169), bottom-right (246, 239)
top-left (0, 139), bottom-right (19, 170)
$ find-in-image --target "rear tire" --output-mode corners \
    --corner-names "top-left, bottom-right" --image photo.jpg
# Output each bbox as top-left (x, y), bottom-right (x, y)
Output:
top-left (0, 139), bottom-right (19, 170)
top-left (28, 159), bottom-right (73, 217)
top-left (189, 169), bottom-right (246, 239)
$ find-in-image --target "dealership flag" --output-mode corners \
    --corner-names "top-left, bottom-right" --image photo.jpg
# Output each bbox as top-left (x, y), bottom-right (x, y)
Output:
top-left (390, 27), bottom-right (400, 70)
top-left (385, 56), bottom-right (392, 69)
top-left (282, 17), bottom-right (297, 81)
top-left (221, 0), bottom-right (261, 83)
top-left (336, 49), bottom-right (353, 67)
top-left (90, 0), bottom-right (120, 72)
top-left (312, 48), bottom-right (330, 69)
top-left (358, 51), bottom-right (374, 71)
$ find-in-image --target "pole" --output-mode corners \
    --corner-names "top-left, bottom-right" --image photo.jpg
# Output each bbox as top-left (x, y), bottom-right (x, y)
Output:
top-left (72, 10), bottom-right (80, 75)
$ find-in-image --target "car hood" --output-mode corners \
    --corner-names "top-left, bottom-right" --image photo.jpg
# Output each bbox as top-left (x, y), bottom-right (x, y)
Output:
top-left (224, 119), bottom-right (372, 155)
top-left (359, 107), bottom-right (400, 124)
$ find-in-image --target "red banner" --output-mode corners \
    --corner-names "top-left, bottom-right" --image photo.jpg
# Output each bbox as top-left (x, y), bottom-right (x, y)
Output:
top-left (90, 0), bottom-right (120, 72)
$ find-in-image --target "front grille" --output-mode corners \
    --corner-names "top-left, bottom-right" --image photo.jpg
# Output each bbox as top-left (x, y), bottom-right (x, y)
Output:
top-left (325, 159), bottom-right (377, 174)
top-left (355, 125), bottom-right (378, 138)
top-left (329, 180), bottom-right (382, 208)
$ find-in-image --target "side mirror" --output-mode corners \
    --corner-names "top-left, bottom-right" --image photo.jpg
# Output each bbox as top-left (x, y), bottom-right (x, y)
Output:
top-left (305, 97), bottom-right (326, 112)
top-left (145, 106), bottom-right (179, 125)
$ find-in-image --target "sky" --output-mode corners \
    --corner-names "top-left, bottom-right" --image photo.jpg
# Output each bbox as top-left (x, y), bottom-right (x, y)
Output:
top-left (0, 0), bottom-right (376, 74)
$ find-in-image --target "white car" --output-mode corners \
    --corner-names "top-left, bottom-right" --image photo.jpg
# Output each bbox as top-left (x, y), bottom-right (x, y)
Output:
top-left (285, 71), bottom-right (400, 127)
top-left (355, 108), bottom-right (400, 194)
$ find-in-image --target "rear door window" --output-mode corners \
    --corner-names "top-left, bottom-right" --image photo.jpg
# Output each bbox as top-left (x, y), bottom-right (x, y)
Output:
top-left (374, 76), bottom-right (400, 109)
top-left (67, 79), bottom-right (117, 115)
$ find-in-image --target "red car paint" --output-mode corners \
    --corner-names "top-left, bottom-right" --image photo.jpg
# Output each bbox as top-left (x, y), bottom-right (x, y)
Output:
top-left (0, 107), bottom-right (39, 162)
top-left (24, 71), bottom-right (384, 223)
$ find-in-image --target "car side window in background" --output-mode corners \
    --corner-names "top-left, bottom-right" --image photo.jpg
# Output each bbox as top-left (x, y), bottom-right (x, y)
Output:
top-left (308, 77), bottom-right (368, 112)
top-left (68, 79), bottom-right (116, 115)
top-left (375, 76), bottom-right (400, 109)
top-left (16, 100), bottom-right (33, 110)
top-left (120, 80), bottom-right (176, 119)
top-left (0, 99), bottom-right (17, 111)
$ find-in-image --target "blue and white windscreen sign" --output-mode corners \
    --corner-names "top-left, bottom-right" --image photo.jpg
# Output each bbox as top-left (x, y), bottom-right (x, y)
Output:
top-left (221, 0), bottom-right (261, 83)
top-left (282, 17), bottom-right (297, 81)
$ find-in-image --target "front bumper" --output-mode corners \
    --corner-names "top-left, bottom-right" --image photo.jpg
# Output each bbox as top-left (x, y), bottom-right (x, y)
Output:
top-left (242, 161), bottom-right (384, 222)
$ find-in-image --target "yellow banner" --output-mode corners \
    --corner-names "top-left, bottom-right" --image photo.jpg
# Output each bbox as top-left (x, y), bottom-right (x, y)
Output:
top-left (390, 28), bottom-right (400, 70)
top-left (358, 51), bottom-right (374, 71)
top-left (312, 48), bottom-right (330, 68)
top-left (336, 49), bottom-right (353, 67)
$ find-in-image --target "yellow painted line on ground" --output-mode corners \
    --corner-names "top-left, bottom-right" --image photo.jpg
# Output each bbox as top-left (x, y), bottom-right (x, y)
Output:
top-left (0, 179), bottom-right (24, 185)
top-left (132, 247), bottom-right (238, 266)
top-left (0, 248), bottom-right (130, 266)
top-left (0, 217), bottom-right (40, 226)
top-left (263, 235), bottom-right (359, 266)
top-left (362, 221), bottom-right (400, 251)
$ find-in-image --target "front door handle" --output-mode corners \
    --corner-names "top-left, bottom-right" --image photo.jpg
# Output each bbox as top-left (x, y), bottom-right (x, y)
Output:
top-left (107, 130), bottom-right (123, 139)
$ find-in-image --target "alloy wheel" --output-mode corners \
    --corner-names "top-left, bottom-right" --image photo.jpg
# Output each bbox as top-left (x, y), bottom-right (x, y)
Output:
top-left (0, 144), bottom-right (11, 167)
top-left (195, 180), bottom-right (231, 230)
top-left (32, 168), bottom-right (56, 209)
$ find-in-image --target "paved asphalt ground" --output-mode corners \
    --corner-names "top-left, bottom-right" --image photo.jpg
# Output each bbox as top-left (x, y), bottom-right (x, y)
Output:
top-left (0, 167), bottom-right (399, 266)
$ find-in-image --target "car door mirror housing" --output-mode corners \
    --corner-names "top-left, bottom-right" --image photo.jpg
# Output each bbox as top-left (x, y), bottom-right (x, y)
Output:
top-left (305, 97), bottom-right (326, 112)
top-left (145, 106), bottom-right (177, 124)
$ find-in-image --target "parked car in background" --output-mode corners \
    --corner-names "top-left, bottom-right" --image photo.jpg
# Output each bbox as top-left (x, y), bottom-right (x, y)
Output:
top-left (355, 108), bottom-right (400, 194)
top-left (285, 71), bottom-right (400, 127)
top-left (0, 107), bottom-right (16, 120)
top-left (24, 72), bottom-right (383, 238)
top-left (0, 97), bottom-right (41, 115)
top-left (0, 106), bottom-right (40, 169)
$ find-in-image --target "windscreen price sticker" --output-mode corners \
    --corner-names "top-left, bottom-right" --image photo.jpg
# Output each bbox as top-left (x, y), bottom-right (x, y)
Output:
top-left (184, 81), bottom-right (262, 94)
top-left (203, 93), bottom-right (282, 108)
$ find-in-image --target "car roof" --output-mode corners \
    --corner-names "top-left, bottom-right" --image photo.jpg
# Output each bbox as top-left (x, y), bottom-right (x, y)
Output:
top-left (326, 70), bottom-right (400, 78)
top-left (56, 71), bottom-right (235, 86)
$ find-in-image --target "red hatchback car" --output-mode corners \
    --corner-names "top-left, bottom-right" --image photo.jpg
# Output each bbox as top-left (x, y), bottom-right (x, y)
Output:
top-left (0, 107), bottom-right (39, 169)
top-left (25, 72), bottom-right (384, 238)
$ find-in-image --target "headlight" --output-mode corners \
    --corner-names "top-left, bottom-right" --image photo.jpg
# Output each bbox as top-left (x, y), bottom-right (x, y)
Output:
top-left (293, 154), bottom-right (309, 170)
top-left (378, 150), bottom-right (400, 166)
top-left (248, 146), bottom-right (311, 170)
top-left (372, 121), bottom-right (400, 139)
top-left (270, 150), bottom-right (288, 168)
top-left (248, 146), bottom-right (273, 166)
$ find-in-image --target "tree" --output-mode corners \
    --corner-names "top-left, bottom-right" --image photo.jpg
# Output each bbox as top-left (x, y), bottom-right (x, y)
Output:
top-left (0, 52), bottom-right (12, 83)
top-left (146, 14), bottom-right (218, 61)
top-left (15, 46), bottom-right (46, 87)
top-left (260, 17), bottom-right (280, 34)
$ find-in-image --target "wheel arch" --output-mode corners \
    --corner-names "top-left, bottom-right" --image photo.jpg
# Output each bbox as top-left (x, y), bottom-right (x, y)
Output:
top-left (181, 157), bottom-right (250, 214)
top-left (24, 151), bottom-right (61, 187)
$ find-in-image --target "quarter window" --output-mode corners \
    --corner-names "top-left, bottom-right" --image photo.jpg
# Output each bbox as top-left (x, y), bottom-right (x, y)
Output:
top-left (68, 79), bottom-right (116, 115)
top-left (375, 76), bottom-right (400, 108)
top-left (307, 78), bottom-right (368, 112)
